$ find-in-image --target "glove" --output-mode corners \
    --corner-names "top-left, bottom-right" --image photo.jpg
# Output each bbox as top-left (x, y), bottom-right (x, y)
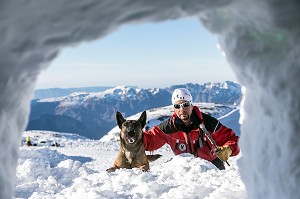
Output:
top-left (215, 145), bottom-right (232, 161)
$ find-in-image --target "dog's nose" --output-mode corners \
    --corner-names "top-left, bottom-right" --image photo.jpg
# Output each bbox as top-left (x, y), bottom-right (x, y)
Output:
top-left (128, 131), bottom-right (135, 137)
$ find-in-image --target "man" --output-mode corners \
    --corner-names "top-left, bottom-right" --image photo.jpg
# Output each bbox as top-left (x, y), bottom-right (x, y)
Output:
top-left (143, 88), bottom-right (240, 170)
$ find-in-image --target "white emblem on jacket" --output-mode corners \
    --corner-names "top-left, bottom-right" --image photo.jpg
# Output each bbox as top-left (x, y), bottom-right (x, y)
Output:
top-left (179, 143), bottom-right (186, 152)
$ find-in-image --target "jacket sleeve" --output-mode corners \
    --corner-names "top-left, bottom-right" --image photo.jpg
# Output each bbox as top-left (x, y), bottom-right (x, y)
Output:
top-left (144, 126), bottom-right (170, 151)
top-left (202, 113), bottom-right (240, 157)
top-left (213, 125), bottom-right (240, 156)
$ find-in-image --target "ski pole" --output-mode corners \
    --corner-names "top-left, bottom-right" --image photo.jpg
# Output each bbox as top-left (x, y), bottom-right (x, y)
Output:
top-left (199, 124), bottom-right (230, 166)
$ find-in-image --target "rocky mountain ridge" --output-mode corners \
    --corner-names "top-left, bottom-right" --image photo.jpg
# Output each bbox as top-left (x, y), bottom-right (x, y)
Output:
top-left (27, 81), bottom-right (241, 139)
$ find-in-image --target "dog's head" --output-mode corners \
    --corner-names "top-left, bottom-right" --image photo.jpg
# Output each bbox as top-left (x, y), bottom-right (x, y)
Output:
top-left (116, 111), bottom-right (146, 145)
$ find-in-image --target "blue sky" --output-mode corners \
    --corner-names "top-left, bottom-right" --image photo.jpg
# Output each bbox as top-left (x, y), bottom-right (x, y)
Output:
top-left (36, 17), bottom-right (236, 89)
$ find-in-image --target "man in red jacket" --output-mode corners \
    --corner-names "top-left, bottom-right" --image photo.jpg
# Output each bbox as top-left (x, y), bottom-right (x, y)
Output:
top-left (143, 88), bottom-right (240, 170)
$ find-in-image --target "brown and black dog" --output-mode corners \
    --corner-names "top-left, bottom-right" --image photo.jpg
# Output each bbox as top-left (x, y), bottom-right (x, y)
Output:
top-left (106, 111), bottom-right (161, 172)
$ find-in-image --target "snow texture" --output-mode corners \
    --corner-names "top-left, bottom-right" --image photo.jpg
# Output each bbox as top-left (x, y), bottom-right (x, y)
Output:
top-left (0, 0), bottom-right (299, 198)
top-left (16, 131), bottom-right (246, 199)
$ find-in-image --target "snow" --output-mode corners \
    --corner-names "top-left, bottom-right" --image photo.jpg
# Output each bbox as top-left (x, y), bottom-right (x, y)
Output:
top-left (219, 108), bottom-right (240, 136)
top-left (0, 0), bottom-right (299, 199)
top-left (16, 131), bottom-right (246, 199)
top-left (38, 86), bottom-right (158, 104)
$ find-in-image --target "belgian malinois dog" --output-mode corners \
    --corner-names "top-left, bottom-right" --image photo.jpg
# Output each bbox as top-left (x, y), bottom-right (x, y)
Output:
top-left (106, 111), bottom-right (160, 172)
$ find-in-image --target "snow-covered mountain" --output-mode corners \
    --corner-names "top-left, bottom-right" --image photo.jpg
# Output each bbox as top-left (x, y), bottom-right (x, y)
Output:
top-left (27, 82), bottom-right (241, 139)
top-left (16, 128), bottom-right (245, 198)
top-left (33, 86), bottom-right (112, 99)
top-left (168, 81), bottom-right (241, 105)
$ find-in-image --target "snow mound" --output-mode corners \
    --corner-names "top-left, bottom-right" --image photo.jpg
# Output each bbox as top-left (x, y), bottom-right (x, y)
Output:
top-left (16, 131), bottom-right (246, 198)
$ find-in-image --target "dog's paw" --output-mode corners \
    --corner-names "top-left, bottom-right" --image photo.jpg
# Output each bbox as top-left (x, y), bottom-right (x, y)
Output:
top-left (139, 165), bottom-right (149, 172)
top-left (106, 167), bottom-right (116, 173)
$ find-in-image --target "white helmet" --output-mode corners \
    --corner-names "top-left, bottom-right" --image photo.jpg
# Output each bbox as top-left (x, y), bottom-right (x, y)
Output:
top-left (171, 88), bottom-right (193, 105)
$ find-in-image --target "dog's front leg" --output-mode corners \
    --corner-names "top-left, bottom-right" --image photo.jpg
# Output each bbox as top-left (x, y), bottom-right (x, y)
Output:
top-left (139, 164), bottom-right (149, 172)
top-left (106, 166), bottom-right (118, 172)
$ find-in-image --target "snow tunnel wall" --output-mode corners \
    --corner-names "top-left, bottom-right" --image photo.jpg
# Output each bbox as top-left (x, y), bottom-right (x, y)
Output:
top-left (1, 0), bottom-right (299, 198)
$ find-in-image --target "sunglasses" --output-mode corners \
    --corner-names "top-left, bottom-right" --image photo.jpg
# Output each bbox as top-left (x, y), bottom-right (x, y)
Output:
top-left (174, 101), bottom-right (191, 109)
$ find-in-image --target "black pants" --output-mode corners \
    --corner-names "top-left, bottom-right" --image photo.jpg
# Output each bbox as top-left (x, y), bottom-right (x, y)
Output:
top-left (211, 157), bottom-right (225, 170)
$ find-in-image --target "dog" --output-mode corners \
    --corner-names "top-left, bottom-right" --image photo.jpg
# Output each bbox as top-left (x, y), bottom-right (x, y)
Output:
top-left (106, 111), bottom-right (161, 172)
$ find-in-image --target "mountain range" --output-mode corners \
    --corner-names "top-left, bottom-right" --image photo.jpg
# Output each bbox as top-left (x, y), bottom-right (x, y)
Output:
top-left (33, 86), bottom-right (112, 99)
top-left (27, 81), bottom-right (242, 139)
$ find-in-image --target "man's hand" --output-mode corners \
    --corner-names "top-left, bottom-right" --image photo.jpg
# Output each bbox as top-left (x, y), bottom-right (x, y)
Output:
top-left (216, 145), bottom-right (232, 161)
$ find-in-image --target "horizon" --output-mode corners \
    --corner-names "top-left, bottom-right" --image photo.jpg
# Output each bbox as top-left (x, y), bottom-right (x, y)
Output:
top-left (34, 80), bottom-right (239, 91)
top-left (36, 17), bottom-right (237, 89)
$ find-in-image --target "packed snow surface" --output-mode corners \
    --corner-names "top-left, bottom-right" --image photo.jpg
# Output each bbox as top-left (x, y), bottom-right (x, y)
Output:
top-left (16, 131), bottom-right (246, 199)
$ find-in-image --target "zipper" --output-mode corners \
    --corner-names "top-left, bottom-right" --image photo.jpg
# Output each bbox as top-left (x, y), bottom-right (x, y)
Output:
top-left (186, 132), bottom-right (193, 154)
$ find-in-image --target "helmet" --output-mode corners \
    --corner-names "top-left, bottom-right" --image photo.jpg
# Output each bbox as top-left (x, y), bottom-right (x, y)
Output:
top-left (171, 88), bottom-right (193, 105)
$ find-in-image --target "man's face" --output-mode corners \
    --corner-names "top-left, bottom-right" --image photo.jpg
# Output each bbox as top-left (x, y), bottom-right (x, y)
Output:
top-left (174, 100), bottom-right (193, 122)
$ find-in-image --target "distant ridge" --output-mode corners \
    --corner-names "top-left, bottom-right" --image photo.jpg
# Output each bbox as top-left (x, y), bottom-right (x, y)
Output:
top-left (34, 86), bottom-right (113, 99)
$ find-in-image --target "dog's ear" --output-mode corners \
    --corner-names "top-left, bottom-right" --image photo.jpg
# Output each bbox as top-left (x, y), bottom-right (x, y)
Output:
top-left (116, 111), bottom-right (126, 129)
top-left (138, 111), bottom-right (147, 128)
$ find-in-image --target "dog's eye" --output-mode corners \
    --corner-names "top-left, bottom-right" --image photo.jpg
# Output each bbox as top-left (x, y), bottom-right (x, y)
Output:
top-left (125, 123), bottom-right (138, 129)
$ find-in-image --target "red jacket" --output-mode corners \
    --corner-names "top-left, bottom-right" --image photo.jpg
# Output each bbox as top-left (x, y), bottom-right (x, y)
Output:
top-left (144, 106), bottom-right (240, 161)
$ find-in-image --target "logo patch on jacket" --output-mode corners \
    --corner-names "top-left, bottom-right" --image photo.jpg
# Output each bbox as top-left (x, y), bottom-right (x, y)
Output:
top-left (179, 143), bottom-right (186, 152)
